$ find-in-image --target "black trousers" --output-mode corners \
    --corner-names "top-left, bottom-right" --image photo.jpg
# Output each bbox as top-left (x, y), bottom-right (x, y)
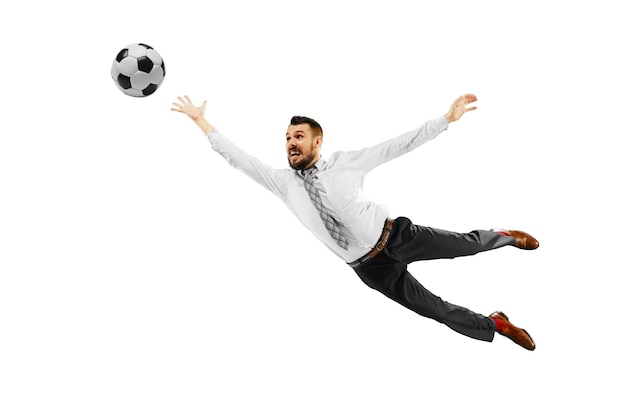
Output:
top-left (352, 216), bottom-right (515, 342)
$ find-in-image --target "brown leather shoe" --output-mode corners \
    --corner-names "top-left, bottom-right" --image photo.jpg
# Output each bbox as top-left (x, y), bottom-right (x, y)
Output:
top-left (491, 229), bottom-right (539, 250)
top-left (490, 311), bottom-right (536, 351)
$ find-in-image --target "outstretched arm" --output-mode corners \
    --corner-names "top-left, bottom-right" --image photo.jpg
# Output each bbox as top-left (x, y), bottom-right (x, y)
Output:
top-left (344, 93), bottom-right (478, 173)
top-left (171, 95), bottom-right (286, 198)
top-left (171, 95), bottom-right (214, 135)
top-left (445, 94), bottom-right (478, 123)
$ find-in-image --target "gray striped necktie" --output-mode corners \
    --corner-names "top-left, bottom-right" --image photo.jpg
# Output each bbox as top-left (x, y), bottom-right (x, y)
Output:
top-left (302, 166), bottom-right (349, 250)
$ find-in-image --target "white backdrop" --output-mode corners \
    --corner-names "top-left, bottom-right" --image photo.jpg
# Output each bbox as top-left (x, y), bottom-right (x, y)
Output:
top-left (1, 1), bottom-right (624, 416)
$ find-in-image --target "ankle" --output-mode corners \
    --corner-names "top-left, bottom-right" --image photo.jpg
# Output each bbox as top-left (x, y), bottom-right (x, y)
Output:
top-left (492, 317), bottom-right (504, 333)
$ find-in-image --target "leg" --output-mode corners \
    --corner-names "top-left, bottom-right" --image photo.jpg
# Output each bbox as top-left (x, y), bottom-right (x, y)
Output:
top-left (385, 217), bottom-right (515, 264)
top-left (353, 253), bottom-right (497, 342)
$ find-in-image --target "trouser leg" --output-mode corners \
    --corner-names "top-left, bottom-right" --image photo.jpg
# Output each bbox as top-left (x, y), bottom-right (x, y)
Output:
top-left (353, 253), bottom-right (496, 341)
top-left (349, 216), bottom-right (508, 341)
top-left (385, 216), bottom-right (515, 263)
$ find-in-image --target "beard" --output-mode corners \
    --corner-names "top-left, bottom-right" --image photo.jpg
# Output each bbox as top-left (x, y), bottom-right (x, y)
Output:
top-left (288, 152), bottom-right (316, 171)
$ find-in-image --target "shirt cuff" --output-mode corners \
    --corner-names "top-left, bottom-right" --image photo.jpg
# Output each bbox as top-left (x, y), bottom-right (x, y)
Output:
top-left (207, 127), bottom-right (220, 138)
top-left (436, 115), bottom-right (449, 131)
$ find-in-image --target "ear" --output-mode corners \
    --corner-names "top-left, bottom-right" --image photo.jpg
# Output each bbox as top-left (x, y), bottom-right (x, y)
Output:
top-left (314, 135), bottom-right (323, 149)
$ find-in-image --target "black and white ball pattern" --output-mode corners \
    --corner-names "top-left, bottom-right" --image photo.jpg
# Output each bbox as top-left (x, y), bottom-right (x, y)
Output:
top-left (111, 43), bottom-right (166, 97)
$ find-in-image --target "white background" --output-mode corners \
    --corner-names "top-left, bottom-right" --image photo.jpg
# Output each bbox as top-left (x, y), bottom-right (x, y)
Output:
top-left (1, 1), bottom-right (624, 416)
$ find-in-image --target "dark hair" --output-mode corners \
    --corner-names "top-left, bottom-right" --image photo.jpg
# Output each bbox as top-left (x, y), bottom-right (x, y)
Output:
top-left (290, 115), bottom-right (323, 137)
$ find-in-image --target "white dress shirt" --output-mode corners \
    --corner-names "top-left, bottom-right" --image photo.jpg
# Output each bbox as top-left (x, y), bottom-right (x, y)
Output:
top-left (207, 116), bottom-right (449, 263)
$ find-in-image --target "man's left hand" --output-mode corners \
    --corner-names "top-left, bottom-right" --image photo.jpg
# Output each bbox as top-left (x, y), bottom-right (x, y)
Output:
top-left (445, 94), bottom-right (477, 123)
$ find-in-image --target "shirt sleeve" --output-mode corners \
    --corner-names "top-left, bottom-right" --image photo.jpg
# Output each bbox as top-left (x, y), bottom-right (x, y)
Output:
top-left (207, 129), bottom-right (286, 199)
top-left (343, 116), bottom-right (449, 173)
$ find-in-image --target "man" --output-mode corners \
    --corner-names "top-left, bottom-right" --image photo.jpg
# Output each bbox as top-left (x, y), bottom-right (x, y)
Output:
top-left (171, 94), bottom-right (538, 350)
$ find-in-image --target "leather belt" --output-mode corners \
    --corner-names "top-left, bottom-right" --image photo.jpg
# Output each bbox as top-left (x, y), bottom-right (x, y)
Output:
top-left (348, 218), bottom-right (394, 268)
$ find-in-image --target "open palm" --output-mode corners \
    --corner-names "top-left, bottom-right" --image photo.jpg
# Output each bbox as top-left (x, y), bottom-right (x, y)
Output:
top-left (445, 94), bottom-right (477, 123)
top-left (171, 95), bottom-right (206, 121)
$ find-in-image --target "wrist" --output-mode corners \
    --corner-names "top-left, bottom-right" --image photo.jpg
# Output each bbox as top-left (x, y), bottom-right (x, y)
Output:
top-left (195, 116), bottom-right (214, 135)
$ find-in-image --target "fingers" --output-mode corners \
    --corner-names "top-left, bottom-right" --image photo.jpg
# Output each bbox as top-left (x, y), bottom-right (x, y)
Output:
top-left (171, 100), bottom-right (183, 112)
top-left (458, 94), bottom-right (477, 112)
top-left (457, 94), bottom-right (477, 105)
top-left (173, 95), bottom-right (192, 105)
top-left (171, 95), bottom-right (195, 112)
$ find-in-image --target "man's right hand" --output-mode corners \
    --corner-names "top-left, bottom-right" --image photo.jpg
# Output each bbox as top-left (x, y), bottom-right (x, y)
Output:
top-left (171, 95), bottom-right (214, 135)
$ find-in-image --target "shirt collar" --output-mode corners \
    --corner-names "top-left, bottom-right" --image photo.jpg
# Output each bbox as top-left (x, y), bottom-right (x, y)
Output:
top-left (315, 158), bottom-right (327, 170)
top-left (297, 157), bottom-right (327, 177)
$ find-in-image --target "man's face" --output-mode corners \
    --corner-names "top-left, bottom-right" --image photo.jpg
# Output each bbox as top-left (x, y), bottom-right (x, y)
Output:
top-left (286, 124), bottom-right (321, 171)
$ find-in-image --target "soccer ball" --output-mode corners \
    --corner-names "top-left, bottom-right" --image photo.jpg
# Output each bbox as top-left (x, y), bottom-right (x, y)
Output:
top-left (111, 43), bottom-right (166, 97)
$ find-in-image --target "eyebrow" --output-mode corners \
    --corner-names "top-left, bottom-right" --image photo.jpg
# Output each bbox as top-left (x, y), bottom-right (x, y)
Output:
top-left (286, 130), bottom-right (305, 136)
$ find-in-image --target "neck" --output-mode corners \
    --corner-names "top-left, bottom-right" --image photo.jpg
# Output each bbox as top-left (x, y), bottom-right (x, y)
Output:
top-left (304, 155), bottom-right (321, 170)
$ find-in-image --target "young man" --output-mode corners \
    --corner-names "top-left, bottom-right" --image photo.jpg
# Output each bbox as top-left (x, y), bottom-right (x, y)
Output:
top-left (171, 94), bottom-right (538, 350)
